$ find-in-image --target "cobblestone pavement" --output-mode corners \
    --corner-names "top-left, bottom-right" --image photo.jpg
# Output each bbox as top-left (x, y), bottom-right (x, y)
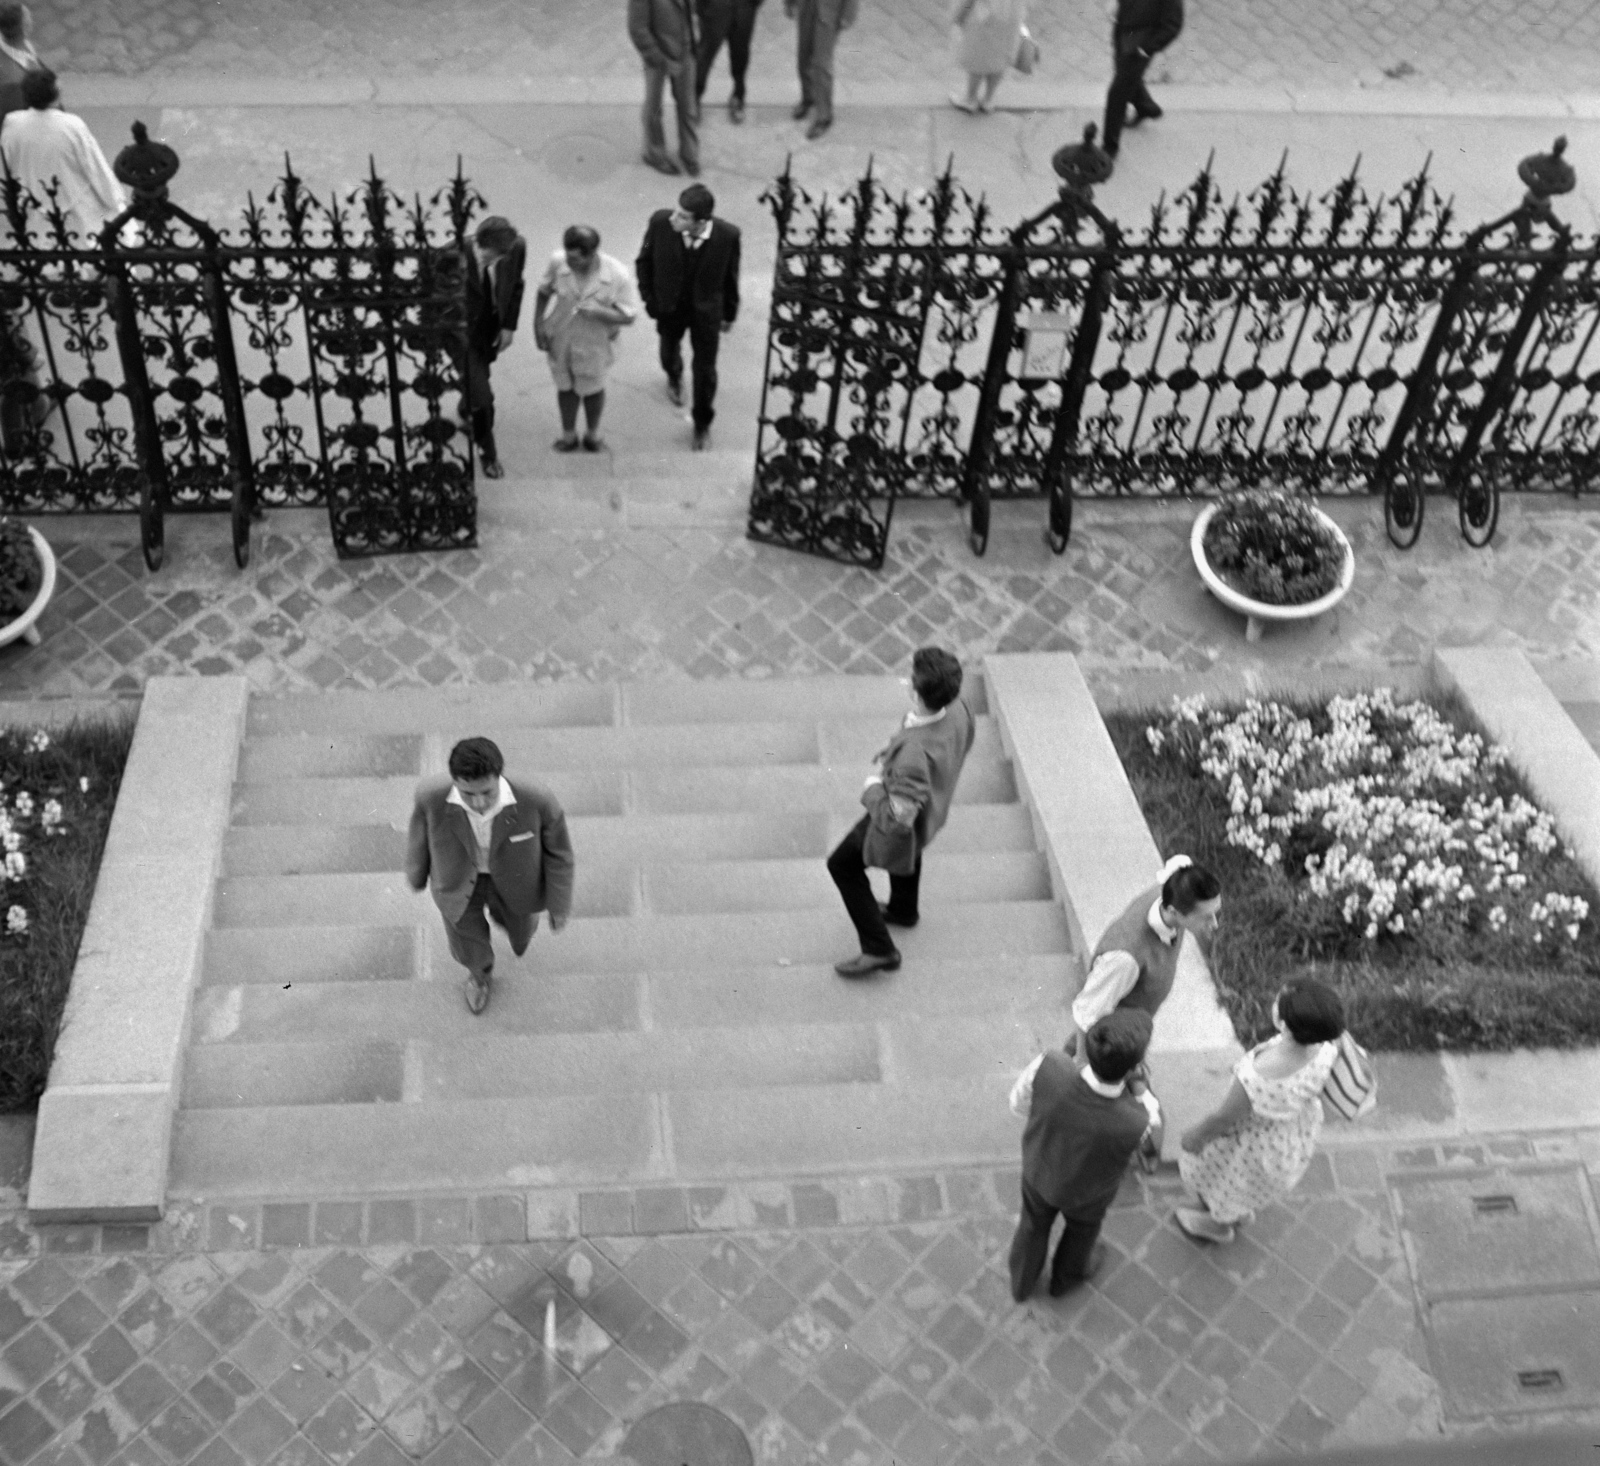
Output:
top-left (44, 0), bottom-right (1600, 97)
top-left (3, 498), bottom-right (1597, 702)
top-left (4, 1133), bottom-right (1600, 1466)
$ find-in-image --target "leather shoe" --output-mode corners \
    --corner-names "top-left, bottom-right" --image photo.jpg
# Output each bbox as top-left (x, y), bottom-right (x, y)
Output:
top-left (692, 427), bottom-right (710, 450)
top-left (642, 152), bottom-right (681, 175)
top-left (1133, 100), bottom-right (1163, 121)
top-left (465, 973), bottom-right (491, 1014)
top-left (834, 950), bottom-right (901, 978)
top-left (480, 459), bottom-right (504, 479)
top-left (878, 902), bottom-right (918, 928)
top-left (1175, 1206), bottom-right (1235, 1244)
top-left (666, 376), bottom-right (684, 406)
top-left (729, 95), bottom-right (746, 123)
top-left (792, 100), bottom-right (812, 120)
top-left (805, 117), bottom-right (831, 140)
top-left (1048, 1243), bottom-right (1105, 1295)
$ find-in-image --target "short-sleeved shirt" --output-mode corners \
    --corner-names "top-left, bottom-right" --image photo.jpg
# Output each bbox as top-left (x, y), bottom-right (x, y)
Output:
top-left (538, 250), bottom-right (640, 383)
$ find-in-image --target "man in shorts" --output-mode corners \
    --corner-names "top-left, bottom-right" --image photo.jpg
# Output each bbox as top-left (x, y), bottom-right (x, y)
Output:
top-left (532, 225), bottom-right (641, 453)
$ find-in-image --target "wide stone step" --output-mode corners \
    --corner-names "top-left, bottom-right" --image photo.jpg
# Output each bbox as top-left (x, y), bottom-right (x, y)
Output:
top-left (220, 803), bottom-right (1037, 877)
top-left (204, 926), bottom-right (418, 986)
top-left (235, 716), bottom-right (1006, 783)
top-left (423, 902), bottom-right (1072, 978)
top-left (190, 953), bottom-right (1073, 1045)
top-left (227, 759), bottom-right (1015, 826)
top-left (169, 1076), bottom-right (1021, 1197)
top-left (171, 1094), bottom-right (664, 1196)
top-left (181, 1024), bottom-right (888, 1109)
top-left (211, 851), bottom-right (1050, 929)
top-left (246, 682), bottom-right (617, 737)
top-left (617, 674), bottom-right (989, 725)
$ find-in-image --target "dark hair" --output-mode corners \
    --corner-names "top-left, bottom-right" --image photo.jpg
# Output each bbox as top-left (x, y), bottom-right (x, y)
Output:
top-left (678, 183), bottom-right (715, 219)
top-left (911, 646), bottom-right (962, 711)
top-left (562, 224), bottom-right (600, 255)
top-left (448, 737), bottom-right (504, 783)
top-left (474, 215), bottom-right (518, 253)
top-left (1085, 1009), bottom-right (1153, 1084)
top-left (0, 5), bottom-right (26, 43)
top-left (1277, 979), bottom-right (1345, 1046)
top-left (1162, 861), bottom-right (1221, 914)
top-left (21, 67), bottom-right (57, 110)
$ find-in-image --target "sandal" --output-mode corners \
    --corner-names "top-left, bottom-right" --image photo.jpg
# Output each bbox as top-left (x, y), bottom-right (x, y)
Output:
top-left (1175, 1206), bottom-right (1235, 1244)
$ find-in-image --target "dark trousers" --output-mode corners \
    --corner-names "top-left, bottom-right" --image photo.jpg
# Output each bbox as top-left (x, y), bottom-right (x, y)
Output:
top-left (1101, 41), bottom-right (1157, 155)
top-left (461, 345), bottom-right (498, 465)
top-left (826, 815), bottom-right (921, 958)
top-left (795, 0), bottom-right (844, 122)
top-left (697, 0), bottom-right (759, 100)
top-left (658, 313), bottom-right (721, 429)
top-left (444, 874), bottom-right (534, 981)
top-left (642, 58), bottom-right (700, 169)
top-left (1008, 1178), bottom-right (1104, 1301)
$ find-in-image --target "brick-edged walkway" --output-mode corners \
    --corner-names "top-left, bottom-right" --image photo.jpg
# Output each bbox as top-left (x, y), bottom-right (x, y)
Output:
top-left (8, 1133), bottom-right (1599, 1466)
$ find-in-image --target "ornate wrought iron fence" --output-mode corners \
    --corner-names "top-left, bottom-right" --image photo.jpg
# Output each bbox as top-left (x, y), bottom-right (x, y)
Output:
top-left (0, 125), bottom-right (481, 567)
top-left (751, 136), bottom-right (1597, 569)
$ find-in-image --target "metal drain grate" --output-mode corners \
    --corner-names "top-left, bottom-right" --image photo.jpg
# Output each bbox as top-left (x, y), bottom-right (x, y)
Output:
top-left (621, 1403), bottom-right (754, 1466)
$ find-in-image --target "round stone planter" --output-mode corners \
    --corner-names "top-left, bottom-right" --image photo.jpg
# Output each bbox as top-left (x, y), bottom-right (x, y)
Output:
top-left (1191, 501), bottom-right (1354, 643)
top-left (0, 527), bottom-right (57, 648)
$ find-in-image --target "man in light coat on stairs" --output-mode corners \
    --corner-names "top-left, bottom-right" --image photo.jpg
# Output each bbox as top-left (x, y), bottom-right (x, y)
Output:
top-left (406, 737), bottom-right (575, 1014)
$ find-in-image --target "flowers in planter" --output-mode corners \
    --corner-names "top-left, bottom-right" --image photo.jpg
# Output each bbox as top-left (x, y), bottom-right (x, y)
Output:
top-left (1201, 489), bottom-right (1345, 606)
top-left (0, 518), bottom-right (41, 622)
top-left (0, 730), bottom-right (70, 941)
top-left (1144, 689), bottom-right (1592, 948)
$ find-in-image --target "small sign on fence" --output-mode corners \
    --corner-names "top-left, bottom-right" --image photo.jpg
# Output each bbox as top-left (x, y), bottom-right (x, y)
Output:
top-left (1018, 312), bottom-right (1072, 380)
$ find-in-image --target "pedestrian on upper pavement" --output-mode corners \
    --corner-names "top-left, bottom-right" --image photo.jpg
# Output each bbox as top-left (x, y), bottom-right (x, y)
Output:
top-left (949, 0), bottom-right (1027, 115)
top-left (459, 214), bottom-right (526, 481)
top-left (0, 3), bottom-right (43, 119)
top-left (1176, 978), bottom-right (1345, 1244)
top-left (630, 0), bottom-right (701, 176)
top-left (635, 183), bottom-right (740, 451)
top-left (827, 646), bottom-right (975, 978)
top-left (406, 737), bottom-right (575, 1016)
top-left (532, 225), bottom-right (640, 453)
top-left (696, 0), bottom-right (763, 124)
top-left (784, 0), bottom-right (859, 141)
top-left (0, 70), bottom-right (126, 241)
top-left (1007, 1009), bottom-right (1159, 1299)
top-left (1101, 0), bottom-right (1182, 160)
top-left (1070, 854), bottom-right (1221, 1068)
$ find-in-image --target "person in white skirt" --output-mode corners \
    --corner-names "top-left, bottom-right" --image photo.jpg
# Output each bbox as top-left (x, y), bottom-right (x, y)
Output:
top-left (948, 0), bottom-right (1027, 114)
top-left (1176, 978), bottom-right (1345, 1244)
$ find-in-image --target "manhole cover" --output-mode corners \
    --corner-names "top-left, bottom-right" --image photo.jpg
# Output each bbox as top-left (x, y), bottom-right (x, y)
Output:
top-left (1427, 1292), bottom-right (1600, 1418)
top-left (621, 1403), bottom-right (753, 1466)
top-left (1391, 1165), bottom-right (1600, 1295)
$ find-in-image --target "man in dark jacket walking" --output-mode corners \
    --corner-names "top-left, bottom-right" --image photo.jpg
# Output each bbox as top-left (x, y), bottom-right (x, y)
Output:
top-left (783, 0), bottom-right (859, 140)
top-left (696, 0), bottom-right (762, 123)
top-left (1102, 0), bottom-right (1183, 160)
top-left (635, 183), bottom-right (740, 450)
top-left (629, 0), bottom-right (700, 176)
top-left (1007, 1010), bottom-right (1159, 1299)
top-left (460, 216), bottom-right (526, 480)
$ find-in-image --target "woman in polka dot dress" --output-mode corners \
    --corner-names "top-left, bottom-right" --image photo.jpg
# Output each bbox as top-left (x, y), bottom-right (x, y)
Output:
top-left (1175, 979), bottom-right (1345, 1244)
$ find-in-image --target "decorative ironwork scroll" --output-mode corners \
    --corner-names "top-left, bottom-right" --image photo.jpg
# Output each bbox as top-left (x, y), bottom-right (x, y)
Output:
top-left (0, 131), bottom-right (483, 565)
top-left (752, 143), bottom-right (1597, 566)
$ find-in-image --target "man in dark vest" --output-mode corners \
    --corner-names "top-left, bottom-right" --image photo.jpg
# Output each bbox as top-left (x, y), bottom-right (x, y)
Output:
top-left (1008, 1010), bottom-right (1159, 1299)
top-left (1102, 0), bottom-right (1183, 161)
top-left (634, 183), bottom-right (740, 451)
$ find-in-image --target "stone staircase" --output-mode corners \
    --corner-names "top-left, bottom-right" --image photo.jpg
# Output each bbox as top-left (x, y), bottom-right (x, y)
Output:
top-left (171, 675), bottom-right (1079, 1202)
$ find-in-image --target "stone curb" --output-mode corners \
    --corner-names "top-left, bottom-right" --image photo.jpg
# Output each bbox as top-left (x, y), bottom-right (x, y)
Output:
top-left (27, 677), bottom-right (249, 1224)
top-left (63, 72), bottom-right (1600, 118)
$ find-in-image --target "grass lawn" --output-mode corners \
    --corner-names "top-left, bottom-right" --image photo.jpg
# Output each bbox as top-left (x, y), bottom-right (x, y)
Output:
top-left (0, 711), bottom-right (135, 1111)
top-left (1106, 689), bottom-right (1600, 1053)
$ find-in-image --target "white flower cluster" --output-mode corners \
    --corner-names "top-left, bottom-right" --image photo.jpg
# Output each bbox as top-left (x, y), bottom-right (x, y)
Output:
top-left (1148, 689), bottom-right (1592, 947)
top-left (0, 736), bottom-right (75, 940)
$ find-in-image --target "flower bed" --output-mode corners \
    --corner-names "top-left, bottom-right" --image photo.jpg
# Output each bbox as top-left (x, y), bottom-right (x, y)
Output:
top-left (1106, 688), bottom-right (1600, 1052)
top-left (0, 712), bottom-right (135, 1111)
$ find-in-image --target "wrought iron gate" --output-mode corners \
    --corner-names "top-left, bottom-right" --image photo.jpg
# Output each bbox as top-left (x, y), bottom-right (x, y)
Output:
top-left (1, 125), bottom-right (481, 567)
top-left (751, 135), bottom-right (1597, 569)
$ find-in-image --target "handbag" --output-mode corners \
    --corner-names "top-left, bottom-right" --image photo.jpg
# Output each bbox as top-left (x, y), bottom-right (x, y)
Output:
top-left (1321, 1031), bottom-right (1377, 1120)
top-left (1014, 24), bottom-right (1040, 74)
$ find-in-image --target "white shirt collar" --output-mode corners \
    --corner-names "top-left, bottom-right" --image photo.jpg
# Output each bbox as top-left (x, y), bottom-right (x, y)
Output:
top-left (1079, 1065), bottom-right (1126, 1098)
top-left (681, 218), bottom-right (713, 246)
top-left (904, 705), bottom-right (947, 729)
top-left (1147, 899), bottom-right (1179, 946)
top-left (446, 776), bottom-right (513, 822)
